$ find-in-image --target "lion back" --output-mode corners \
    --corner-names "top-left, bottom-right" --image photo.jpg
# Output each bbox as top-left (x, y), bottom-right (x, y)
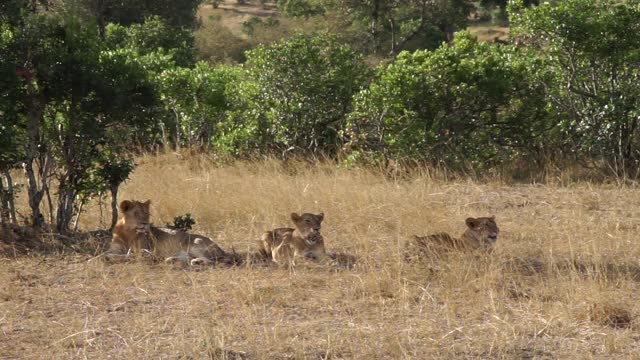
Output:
top-left (406, 232), bottom-right (465, 259)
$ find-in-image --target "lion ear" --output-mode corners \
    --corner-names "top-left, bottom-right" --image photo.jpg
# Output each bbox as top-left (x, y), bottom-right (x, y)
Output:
top-left (291, 212), bottom-right (301, 223)
top-left (143, 200), bottom-right (151, 208)
top-left (120, 200), bottom-right (133, 213)
top-left (489, 215), bottom-right (495, 221)
top-left (318, 212), bottom-right (324, 222)
top-left (465, 217), bottom-right (477, 229)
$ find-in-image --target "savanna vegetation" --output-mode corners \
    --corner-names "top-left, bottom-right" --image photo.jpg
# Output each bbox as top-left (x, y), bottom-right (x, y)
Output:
top-left (2, 0), bottom-right (640, 357)
top-left (2, 0), bottom-right (640, 232)
top-left (3, 155), bottom-right (640, 358)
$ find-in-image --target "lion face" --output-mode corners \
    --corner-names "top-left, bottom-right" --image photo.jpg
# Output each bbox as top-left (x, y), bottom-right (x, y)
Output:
top-left (464, 216), bottom-right (499, 249)
top-left (119, 200), bottom-right (151, 234)
top-left (291, 212), bottom-right (324, 244)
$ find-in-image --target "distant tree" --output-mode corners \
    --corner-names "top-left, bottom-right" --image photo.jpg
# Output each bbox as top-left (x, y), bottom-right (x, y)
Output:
top-left (480, 0), bottom-right (538, 11)
top-left (61, 0), bottom-right (201, 39)
top-left (279, 0), bottom-right (325, 17)
top-left (283, 0), bottom-right (474, 56)
top-left (105, 16), bottom-right (195, 67)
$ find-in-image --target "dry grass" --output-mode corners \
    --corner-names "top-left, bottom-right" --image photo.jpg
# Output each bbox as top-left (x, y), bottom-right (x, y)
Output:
top-left (198, 2), bottom-right (280, 40)
top-left (196, 1), bottom-right (323, 63)
top-left (468, 24), bottom-right (509, 42)
top-left (3, 153), bottom-right (640, 358)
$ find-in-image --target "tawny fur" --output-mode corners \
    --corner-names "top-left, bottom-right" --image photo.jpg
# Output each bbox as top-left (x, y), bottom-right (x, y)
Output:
top-left (407, 216), bottom-right (499, 258)
top-left (106, 200), bottom-right (228, 265)
top-left (260, 212), bottom-right (328, 266)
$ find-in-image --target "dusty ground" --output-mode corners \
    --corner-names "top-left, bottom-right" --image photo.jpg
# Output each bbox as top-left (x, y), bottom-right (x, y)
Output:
top-left (2, 154), bottom-right (640, 358)
top-left (467, 25), bottom-right (509, 42)
top-left (197, 0), bottom-right (508, 43)
top-left (198, 1), bottom-right (280, 39)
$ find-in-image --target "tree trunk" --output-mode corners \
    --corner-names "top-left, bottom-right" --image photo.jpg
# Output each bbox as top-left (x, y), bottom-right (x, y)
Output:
top-left (172, 105), bottom-right (181, 152)
top-left (44, 174), bottom-right (54, 225)
top-left (160, 121), bottom-right (169, 152)
top-left (34, 151), bottom-right (54, 225)
top-left (23, 91), bottom-right (45, 229)
top-left (0, 176), bottom-right (8, 225)
top-left (3, 170), bottom-right (17, 225)
top-left (97, 14), bottom-right (106, 40)
top-left (110, 183), bottom-right (119, 230)
top-left (388, 22), bottom-right (425, 58)
top-left (72, 199), bottom-right (86, 233)
top-left (389, 18), bottom-right (395, 55)
top-left (370, 0), bottom-right (381, 53)
top-left (55, 173), bottom-right (77, 234)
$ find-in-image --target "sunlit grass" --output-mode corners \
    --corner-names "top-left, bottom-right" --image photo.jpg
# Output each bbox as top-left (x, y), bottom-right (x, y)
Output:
top-left (2, 153), bottom-right (640, 358)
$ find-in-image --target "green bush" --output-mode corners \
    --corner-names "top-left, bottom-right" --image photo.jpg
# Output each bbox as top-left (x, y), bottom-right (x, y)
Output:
top-left (346, 32), bottom-right (551, 170)
top-left (216, 34), bottom-right (371, 157)
top-left (168, 213), bottom-right (196, 231)
top-left (511, 0), bottom-right (640, 175)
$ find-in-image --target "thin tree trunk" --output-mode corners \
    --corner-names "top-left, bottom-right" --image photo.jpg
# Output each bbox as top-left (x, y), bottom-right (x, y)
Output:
top-left (160, 121), bottom-right (169, 152)
top-left (389, 18), bottom-right (395, 55)
top-left (388, 23), bottom-right (425, 58)
top-left (72, 199), bottom-right (86, 233)
top-left (172, 106), bottom-right (181, 152)
top-left (370, 0), bottom-right (380, 53)
top-left (55, 173), bottom-right (77, 234)
top-left (23, 91), bottom-right (45, 228)
top-left (3, 170), bottom-right (17, 225)
top-left (57, 190), bottom-right (76, 234)
top-left (37, 152), bottom-right (55, 225)
top-left (0, 176), bottom-right (8, 225)
top-left (45, 176), bottom-right (54, 225)
top-left (110, 183), bottom-right (119, 230)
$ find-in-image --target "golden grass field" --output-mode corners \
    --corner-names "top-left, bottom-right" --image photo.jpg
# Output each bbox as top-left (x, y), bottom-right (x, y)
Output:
top-left (2, 154), bottom-right (640, 359)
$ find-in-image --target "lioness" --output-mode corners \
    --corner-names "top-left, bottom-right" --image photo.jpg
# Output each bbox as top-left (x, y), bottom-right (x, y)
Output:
top-left (259, 212), bottom-right (328, 266)
top-left (407, 216), bottom-right (499, 257)
top-left (106, 200), bottom-right (228, 265)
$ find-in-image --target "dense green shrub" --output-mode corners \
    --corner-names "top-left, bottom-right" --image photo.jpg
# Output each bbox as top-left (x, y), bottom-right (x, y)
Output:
top-left (216, 34), bottom-right (371, 157)
top-left (511, 0), bottom-right (640, 176)
top-left (345, 32), bottom-right (550, 169)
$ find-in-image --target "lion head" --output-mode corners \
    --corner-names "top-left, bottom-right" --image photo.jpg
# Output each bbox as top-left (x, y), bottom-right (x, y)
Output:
top-left (291, 212), bottom-right (324, 244)
top-left (463, 216), bottom-right (499, 250)
top-left (119, 200), bottom-right (151, 234)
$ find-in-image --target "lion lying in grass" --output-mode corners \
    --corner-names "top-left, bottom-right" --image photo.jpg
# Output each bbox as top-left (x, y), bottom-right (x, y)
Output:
top-left (406, 216), bottom-right (499, 259)
top-left (258, 212), bottom-right (357, 269)
top-left (105, 200), bottom-right (230, 265)
top-left (259, 212), bottom-right (331, 266)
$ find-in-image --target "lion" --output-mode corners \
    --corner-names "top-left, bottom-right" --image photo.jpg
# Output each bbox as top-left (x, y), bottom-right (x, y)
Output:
top-left (105, 200), bottom-right (229, 265)
top-left (259, 212), bottom-right (329, 266)
top-left (407, 216), bottom-right (499, 258)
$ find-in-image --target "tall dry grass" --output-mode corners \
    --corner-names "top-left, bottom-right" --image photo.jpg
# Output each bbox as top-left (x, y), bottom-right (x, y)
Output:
top-left (2, 153), bottom-right (640, 358)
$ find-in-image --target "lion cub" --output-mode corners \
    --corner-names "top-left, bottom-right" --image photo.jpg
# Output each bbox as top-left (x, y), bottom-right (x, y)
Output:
top-left (260, 212), bottom-right (328, 266)
top-left (407, 216), bottom-right (499, 257)
top-left (106, 200), bottom-right (228, 265)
